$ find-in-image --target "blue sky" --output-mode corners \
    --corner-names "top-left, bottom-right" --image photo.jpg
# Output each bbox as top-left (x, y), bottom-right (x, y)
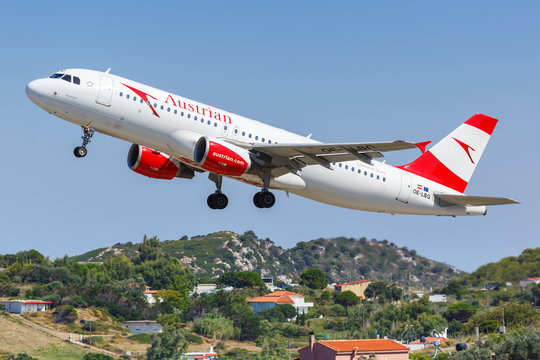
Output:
top-left (0, 1), bottom-right (538, 273)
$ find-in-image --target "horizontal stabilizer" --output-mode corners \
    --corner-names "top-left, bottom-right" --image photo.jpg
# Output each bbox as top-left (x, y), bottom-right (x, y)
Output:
top-left (435, 194), bottom-right (519, 206)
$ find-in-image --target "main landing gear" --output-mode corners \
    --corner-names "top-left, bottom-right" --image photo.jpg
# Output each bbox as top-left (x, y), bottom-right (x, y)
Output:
top-left (206, 173), bottom-right (276, 210)
top-left (253, 190), bottom-right (275, 208)
top-left (207, 173), bottom-right (228, 210)
top-left (74, 127), bottom-right (95, 158)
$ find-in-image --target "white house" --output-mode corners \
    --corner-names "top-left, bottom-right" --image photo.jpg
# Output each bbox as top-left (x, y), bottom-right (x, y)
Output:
top-left (123, 320), bottom-right (162, 334)
top-left (248, 291), bottom-right (313, 315)
top-left (519, 277), bottom-right (540, 287)
top-left (192, 283), bottom-right (217, 295)
top-left (143, 287), bottom-right (160, 304)
top-left (428, 294), bottom-right (447, 303)
top-left (1, 300), bottom-right (51, 314)
top-left (181, 347), bottom-right (218, 360)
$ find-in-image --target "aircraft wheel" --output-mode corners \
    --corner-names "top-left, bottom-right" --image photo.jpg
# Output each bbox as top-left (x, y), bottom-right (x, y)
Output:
top-left (74, 146), bottom-right (87, 158)
top-left (253, 192), bottom-right (264, 208)
top-left (207, 194), bottom-right (217, 209)
top-left (260, 191), bottom-right (275, 208)
top-left (214, 193), bottom-right (228, 209)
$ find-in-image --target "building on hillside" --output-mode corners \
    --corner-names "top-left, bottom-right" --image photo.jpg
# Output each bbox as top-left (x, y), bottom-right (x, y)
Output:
top-left (298, 336), bottom-right (409, 360)
top-left (143, 286), bottom-right (161, 304)
top-left (408, 337), bottom-right (449, 351)
top-left (1, 300), bottom-right (51, 314)
top-left (123, 320), bottom-right (162, 334)
top-left (519, 277), bottom-right (540, 287)
top-left (181, 347), bottom-right (218, 360)
top-left (248, 291), bottom-right (313, 315)
top-left (428, 294), bottom-right (447, 303)
top-left (192, 283), bottom-right (218, 295)
top-left (262, 276), bottom-right (279, 291)
top-left (334, 280), bottom-right (372, 298)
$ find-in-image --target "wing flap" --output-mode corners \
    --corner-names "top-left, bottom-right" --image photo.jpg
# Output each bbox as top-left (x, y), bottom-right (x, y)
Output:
top-left (435, 194), bottom-right (519, 206)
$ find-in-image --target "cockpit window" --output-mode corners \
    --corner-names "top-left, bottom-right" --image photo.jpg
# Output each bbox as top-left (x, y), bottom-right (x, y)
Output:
top-left (73, 76), bottom-right (80, 85)
top-left (49, 73), bottom-right (64, 79)
top-left (61, 74), bottom-right (72, 83)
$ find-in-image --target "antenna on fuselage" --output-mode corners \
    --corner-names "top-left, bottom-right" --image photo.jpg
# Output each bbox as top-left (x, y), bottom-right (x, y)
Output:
top-left (105, 68), bottom-right (111, 74)
top-left (306, 133), bottom-right (312, 139)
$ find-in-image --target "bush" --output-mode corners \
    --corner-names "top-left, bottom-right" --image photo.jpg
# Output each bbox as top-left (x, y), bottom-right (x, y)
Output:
top-left (52, 305), bottom-right (77, 324)
top-left (81, 353), bottom-right (114, 360)
top-left (279, 323), bottom-right (301, 338)
top-left (185, 332), bottom-right (203, 344)
top-left (82, 336), bottom-right (105, 345)
top-left (329, 304), bottom-right (346, 316)
top-left (61, 295), bottom-right (88, 308)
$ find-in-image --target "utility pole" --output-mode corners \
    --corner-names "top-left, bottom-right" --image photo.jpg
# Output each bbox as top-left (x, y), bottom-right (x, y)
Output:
top-left (288, 340), bottom-right (291, 360)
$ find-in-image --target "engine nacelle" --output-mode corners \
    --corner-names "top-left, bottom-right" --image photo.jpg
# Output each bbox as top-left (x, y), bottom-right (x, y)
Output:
top-left (194, 137), bottom-right (253, 176)
top-left (127, 144), bottom-right (194, 180)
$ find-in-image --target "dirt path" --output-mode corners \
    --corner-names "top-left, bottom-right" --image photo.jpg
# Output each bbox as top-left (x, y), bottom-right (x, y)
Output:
top-left (7, 313), bottom-right (120, 358)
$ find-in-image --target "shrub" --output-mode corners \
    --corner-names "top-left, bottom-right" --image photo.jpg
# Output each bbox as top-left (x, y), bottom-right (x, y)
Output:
top-left (129, 333), bottom-right (152, 344)
top-left (82, 336), bottom-right (105, 345)
top-left (185, 332), bottom-right (203, 344)
top-left (52, 305), bottom-right (77, 324)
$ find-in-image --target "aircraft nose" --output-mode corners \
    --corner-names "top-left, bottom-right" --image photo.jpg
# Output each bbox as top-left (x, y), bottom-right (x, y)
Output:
top-left (25, 79), bottom-right (47, 103)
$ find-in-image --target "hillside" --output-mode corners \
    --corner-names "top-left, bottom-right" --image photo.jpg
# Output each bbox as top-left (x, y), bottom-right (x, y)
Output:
top-left (460, 247), bottom-right (540, 286)
top-left (71, 231), bottom-right (463, 288)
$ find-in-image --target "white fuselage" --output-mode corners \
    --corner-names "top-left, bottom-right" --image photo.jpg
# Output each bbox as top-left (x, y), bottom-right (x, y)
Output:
top-left (26, 68), bottom-right (486, 216)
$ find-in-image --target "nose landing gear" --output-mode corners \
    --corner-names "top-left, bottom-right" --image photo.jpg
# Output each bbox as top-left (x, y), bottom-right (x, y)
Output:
top-left (207, 173), bottom-right (228, 210)
top-left (74, 126), bottom-right (95, 158)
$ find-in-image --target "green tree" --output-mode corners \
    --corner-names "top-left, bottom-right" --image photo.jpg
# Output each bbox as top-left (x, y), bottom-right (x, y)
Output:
top-left (196, 312), bottom-right (235, 340)
top-left (443, 302), bottom-right (477, 323)
top-left (103, 255), bottom-right (134, 281)
top-left (233, 271), bottom-right (265, 288)
top-left (146, 325), bottom-right (188, 360)
top-left (135, 235), bottom-right (162, 264)
top-left (335, 291), bottom-right (360, 313)
top-left (300, 268), bottom-right (328, 289)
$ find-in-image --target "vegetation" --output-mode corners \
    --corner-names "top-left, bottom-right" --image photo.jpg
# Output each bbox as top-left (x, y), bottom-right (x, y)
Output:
top-left (69, 231), bottom-right (463, 288)
top-left (0, 235), bottom-right (539, 359)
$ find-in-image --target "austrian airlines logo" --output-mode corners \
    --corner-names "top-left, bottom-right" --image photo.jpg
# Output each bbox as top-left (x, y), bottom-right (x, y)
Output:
top-left (121, 83), bottom-right (160, 117)
top-left (452, 137), bottom-right (476, 164)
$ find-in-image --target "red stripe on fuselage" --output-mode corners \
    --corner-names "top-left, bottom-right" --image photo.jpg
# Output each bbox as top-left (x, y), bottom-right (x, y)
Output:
top-left (464, 114), bottom-right (498, 135)
top-left (397, 151), bottom-right (468, 193)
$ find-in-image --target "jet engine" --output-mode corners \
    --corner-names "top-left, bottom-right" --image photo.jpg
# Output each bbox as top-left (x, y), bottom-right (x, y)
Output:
top-left (127, 144), bottom-right (194, 180)
top-left (194, 137), bottom-right (258, 176)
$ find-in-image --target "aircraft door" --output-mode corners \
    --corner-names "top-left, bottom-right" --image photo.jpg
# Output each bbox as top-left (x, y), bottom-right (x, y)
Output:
top-left (396, 173), bottom-right (412, 203)
top-left (96, 76), bottom-right (114, 107)
top-left (222, 123), bottom-right (229, 137)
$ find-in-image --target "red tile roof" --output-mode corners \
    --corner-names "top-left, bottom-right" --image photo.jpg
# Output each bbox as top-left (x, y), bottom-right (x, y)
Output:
top-left (527, 277), bottom-right (540, 281)
top-left (410, 337), bottom-right (449, 344)
top-left (335, 280), bottom-right (371, 287)
top-left (143, 290), bottom-right (159, 294)
top-left (248, 291), bottom-right (302, 304)
top-left (299, 339), bottom-right (408, 352)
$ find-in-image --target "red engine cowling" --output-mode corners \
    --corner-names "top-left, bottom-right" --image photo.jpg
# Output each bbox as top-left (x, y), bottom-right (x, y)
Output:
top-left (194, 137), bottom-right (253, 176)
top-left (127, 144), bottom-right (192, 180)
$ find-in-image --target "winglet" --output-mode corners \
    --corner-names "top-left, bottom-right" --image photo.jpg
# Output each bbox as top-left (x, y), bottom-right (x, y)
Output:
top-left (415, 141), bottom-right (431, 154)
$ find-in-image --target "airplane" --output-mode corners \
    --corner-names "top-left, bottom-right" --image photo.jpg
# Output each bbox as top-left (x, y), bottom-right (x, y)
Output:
top-left (25, 68), bottom-right (518, 215)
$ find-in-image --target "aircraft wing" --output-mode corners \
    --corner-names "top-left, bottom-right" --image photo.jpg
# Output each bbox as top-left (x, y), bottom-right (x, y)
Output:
top-left (435, 194), bottom-right (520, 206)
top-left (244, 140), bottom-right (418, 171)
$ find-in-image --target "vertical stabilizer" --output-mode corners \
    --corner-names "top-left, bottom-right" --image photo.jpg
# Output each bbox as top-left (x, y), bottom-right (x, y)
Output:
top-left (398, 114), bottom-right (498, 193)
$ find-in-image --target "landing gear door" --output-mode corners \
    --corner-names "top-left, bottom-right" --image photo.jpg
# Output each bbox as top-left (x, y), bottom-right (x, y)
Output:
top-left (397, 173), bottom-right (412, 203)
top-left (96, 76), bottom-right (114, 107)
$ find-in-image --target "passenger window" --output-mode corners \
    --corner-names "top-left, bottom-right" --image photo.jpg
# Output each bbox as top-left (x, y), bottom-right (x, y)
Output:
top-left (207, 120), bottom-right (211, 125)
top-left (160, 105), bottom-right (164, 110)
top-left (339, 163), bottom-right (342, 167)
top-left (187, 114), bottom-right (191, 118)
top-left (181, 112), bottom-right (184, 116)
top-left (358, 169), bottom-right (361, 174)
top-left (119, 92), bottom-right (123, 97)
top-left (127, 94), bottom-right (130, 99)
top-left (364, 171), bottom-right (367, 176)
top-left (345, 165), bottom-right (348, 169)
top-left (61, 74), bottom-right (72, 82)
top-left (370, 173), bottom-right (374, 178)
top-left (242, 132), bottom-right (245, 136)
top-left (153, 103), bottom-right (157, 107)
top-left (174, 110), bottom-right (177, 114)
top-left (140, 99), bottom-right (144, 104)
top-left (255, 136), bottom-right (259, 140)
top-left (249, 134), bottom-right (252, 138)
top-left (201, 118), bottom-right (204, 123)
top-left (167, 107), bottom-right (170, 112)
top-left (214, 123), bottom-right (217, 127)
top-left (73, 77), bottom-right (80, 85)
top-left (133, 96), bottom-right (137, 101)
top-left (377, 175), bottom-right (380, 180)
top-left (383, 177), bottom-right (386, 182)
top-left (262, 138), bottom-right (265, 142)
top-left (268, 140), bottom-right (271, 143)
top-left (351, 167), bottom-right (355, 172)
top-left (195, 116), bottom-right (198, 120)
